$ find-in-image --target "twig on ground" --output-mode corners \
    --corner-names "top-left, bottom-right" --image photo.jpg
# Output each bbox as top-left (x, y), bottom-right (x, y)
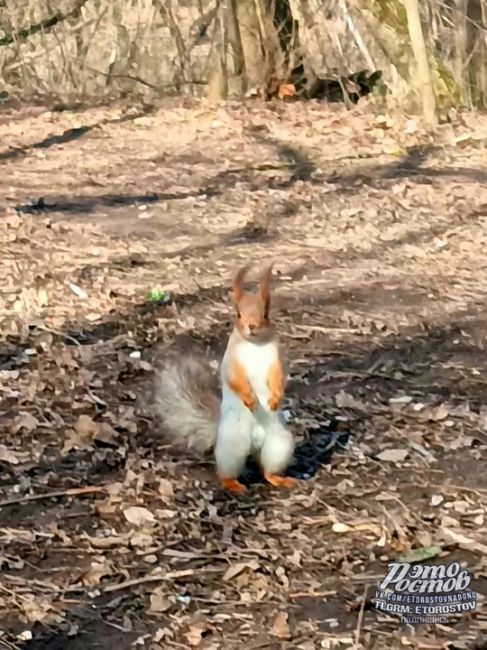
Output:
top-left (0, 486), bottom-right (104, 509)
top-left (354, 585), bottom-right (368, 648)
top-left (290, 590), bottom-right (336, 598)
top-left (102, 568), bottom-right (222, 593)
top-left (294, 324), bottom-right (356, 334)
top-left (0, 638), bottom-right (22, 650)
top-left (31, 323), bottom-right (82, 346)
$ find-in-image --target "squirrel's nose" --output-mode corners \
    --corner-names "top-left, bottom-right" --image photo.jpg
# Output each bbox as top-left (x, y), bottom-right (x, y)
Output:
top-left (249, 323), bottom-right (256, 332)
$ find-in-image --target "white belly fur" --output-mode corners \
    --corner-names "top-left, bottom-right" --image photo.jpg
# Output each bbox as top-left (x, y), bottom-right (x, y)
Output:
top-left (215, 338), bottom-right (293, 480)
top-left (236, 338), bottom-right (276, 408)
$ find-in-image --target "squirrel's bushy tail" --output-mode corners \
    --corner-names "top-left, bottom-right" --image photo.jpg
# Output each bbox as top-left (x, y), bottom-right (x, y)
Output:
top-left (152, 354), bottom-right (220, 453)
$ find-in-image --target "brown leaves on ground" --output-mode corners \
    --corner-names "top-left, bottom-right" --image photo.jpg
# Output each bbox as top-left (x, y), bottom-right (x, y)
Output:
top-left (0, 99), bottom-right (486, 649)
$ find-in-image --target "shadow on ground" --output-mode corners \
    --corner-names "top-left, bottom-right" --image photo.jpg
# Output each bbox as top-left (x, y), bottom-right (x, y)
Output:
top-left (13, 141), bottom-right (487, 222)
top-left (0, 103), bottom-right (156, 163)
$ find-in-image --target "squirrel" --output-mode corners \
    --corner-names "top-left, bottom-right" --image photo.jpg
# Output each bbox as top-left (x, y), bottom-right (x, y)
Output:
top-left (153, 263), bottom-right (296, 494)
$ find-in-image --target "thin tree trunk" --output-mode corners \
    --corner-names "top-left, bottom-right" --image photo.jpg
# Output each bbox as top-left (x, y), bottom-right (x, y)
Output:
top-left (480, 0), bottom-right (487, 108)
top-left (206, 0), bottom-right (297, 99)
top-left (272, 0), bottom-right (299, 74)
top-left (225, 0), bottom-right (246, 95)
top-left (207, 4), bottom-right (228, 100)
top-left (453, 0), bottom-right (468, 105)
top-left (257, 0), bottom-right (286, 80)
top-left (466, 0), bottom-right (486, 108)
top-left (155, 0), bottom-right (190, 86)
top-left (402, 0), bottom-right (437, 125)
top-left (236, 0), bottom-right (265, 89)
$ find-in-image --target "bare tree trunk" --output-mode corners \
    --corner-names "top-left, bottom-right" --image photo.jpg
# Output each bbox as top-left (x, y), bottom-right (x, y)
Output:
top-left (255, 0), bottom-right (286, 80)
top-left (206, 0), bottom-right (299, 100)
top-left (402, 0), bottom-right (437, 125)
top-left (155, 0), bottom-right (190, 87)
top-left (479, 0), bottom-right (487, 108)
top-left (272, 0), bottom-right (299, 74)
top-left (236, 0), bottom-right (265, 89)
top-left (225, 0), bottom-right (246, 95)
top-left (453, 0), bottom-right (468, 104)
top-left (466, 0), bottom-right (486, 109)
top-left (207, 4), bottom-right (228, 100)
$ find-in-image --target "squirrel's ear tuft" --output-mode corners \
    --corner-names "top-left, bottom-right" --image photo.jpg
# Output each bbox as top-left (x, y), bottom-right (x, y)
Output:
top-left (259, 264), bottom-right (273, 312)
top-left (233, 264), bottom-right (250, 302)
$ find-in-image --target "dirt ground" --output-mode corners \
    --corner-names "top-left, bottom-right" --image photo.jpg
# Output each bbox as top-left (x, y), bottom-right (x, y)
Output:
top-left (0, 97), bottom-right (486, 650)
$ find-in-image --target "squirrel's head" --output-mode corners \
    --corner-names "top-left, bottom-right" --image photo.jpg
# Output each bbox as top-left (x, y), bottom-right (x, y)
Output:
top-left (232, 264), bottom-right (273, 341)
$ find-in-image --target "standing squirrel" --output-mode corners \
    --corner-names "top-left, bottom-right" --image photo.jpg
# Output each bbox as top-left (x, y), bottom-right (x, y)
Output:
top-left (153, 263), bottom-right (296, 494)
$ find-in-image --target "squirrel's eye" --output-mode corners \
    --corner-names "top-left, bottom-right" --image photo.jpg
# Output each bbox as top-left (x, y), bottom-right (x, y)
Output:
top-left (237, 311), bottom-right (241, 318)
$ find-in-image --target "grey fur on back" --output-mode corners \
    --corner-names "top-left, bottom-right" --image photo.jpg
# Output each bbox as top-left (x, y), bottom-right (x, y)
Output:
top-left (152, 354), bottom-right (220, 454)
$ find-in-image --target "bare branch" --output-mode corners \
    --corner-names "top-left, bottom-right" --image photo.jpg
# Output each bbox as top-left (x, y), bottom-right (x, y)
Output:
top-left (0, 0), bottom-right (91, 48)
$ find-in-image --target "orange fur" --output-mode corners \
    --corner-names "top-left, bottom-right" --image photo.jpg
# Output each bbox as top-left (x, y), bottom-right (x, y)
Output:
top-left (267, 360), bottom-right (284, 411)
top-left (264, 473), bottom-right (296, 488)
top-left (231, 264), bottom-right (275, 341)
top-left (227, 358), bottom-right (257, 411)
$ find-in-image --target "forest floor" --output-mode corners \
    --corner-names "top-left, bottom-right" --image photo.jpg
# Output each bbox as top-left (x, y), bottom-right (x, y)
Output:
top-left (0, 97), bottom-right (486, 650)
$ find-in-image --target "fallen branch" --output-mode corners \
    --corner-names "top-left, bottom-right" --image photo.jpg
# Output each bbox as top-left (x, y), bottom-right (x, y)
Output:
top-left (103, 568), bottom-right (222, 593)
top-left (354, 585), bottom-right (368, 648)
top-left (0, 638), bottom-right (21, 650)
top-left (0, 486), bottom-right (104, 509)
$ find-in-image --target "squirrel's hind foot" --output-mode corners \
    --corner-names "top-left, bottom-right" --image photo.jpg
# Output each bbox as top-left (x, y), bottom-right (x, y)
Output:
top-left (220, 477), bottom-right (247, 494)
top-left (264, 473), bottom-right (296, 489)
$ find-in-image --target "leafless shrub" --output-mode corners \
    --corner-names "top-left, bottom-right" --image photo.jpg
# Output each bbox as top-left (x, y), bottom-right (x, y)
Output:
top-left (0, 0), bottom-right (486, 112)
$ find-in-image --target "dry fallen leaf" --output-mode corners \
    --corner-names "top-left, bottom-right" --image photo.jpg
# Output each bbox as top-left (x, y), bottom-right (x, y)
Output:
top-left (153, 629), bottom-right (167, 643)
top-left (431, 494), bottom-right (444, 507)
top-left (376, 449), bottom-right (409, 463)
top-left (84, 312), bottom-right (102, 322)
top-left (441, 527), bottom-right (487, 555)
top-left (11, 412), bottom-right (38, 434)
top-left (74, 414), bottom-right (99, 441)
top-left (63, 415), bottom-right (119, 453)
top-left (419, 403), bottom-right (450, 421)
top-left (332, 522), bottom-right (353, 533)
top-left (93, 422), bottom-right (119, 444)
top-left (335, 390), bottom-right (366, 410)
top-left (184, 624), bottom-right (207, 647)
top-left (123, 506), bottom-right (155, 526)
top-left (287, 549), bottom-right (302, 567)
top-left (158, 478), bottom-right (174, 500)
top-left (0, 445), bottom-right (20, 465)
top-left (37, 288), bottom-right (48, 306)
top-left (68, 282), bottom-right (88, 299)
top-left (20, 596), bottom-right (61, 624)
top-left (277, 83), bottom-right (296, 100)
top-left (223, 560), bottom-right (260, 582)
top-left (81, 561), bottom-right (113, 587)
top-left (271, 611), bottom-right (291, 639)
top-left (130, 532), bottom-right (155, 548)
top-left (84, 534), bottom-right (125, 549)
top-left (149, 588), bottom-right (171, 613)
top-left (389, 395), bottom-right (413, 405)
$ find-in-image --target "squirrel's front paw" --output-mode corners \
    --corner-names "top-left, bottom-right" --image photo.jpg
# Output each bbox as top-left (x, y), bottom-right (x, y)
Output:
top-left (243, 395), bottom-right (258, 412)
top-left (268, 391), bottom-right (283, 411)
